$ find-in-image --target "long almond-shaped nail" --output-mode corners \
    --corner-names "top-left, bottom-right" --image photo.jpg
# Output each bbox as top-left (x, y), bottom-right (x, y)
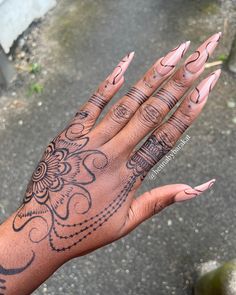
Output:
top-left (190, 69), bottom-right (221, 103)
top-left (174, 179), bottom-right (216, 202)
top-left (108, 51), bottom-right (135, 85)
top-left (155, 41), bottom-right (190, 76)
top-left (184, 32), bottom-right (222, 73)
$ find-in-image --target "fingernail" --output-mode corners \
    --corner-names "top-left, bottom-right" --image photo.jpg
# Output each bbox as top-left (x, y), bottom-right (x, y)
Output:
top-left (174, 179), bottom-right (216, 202)
top-left (184, 32), bottom-right (222, 73)
top-left (108, 51), bottom-right (135, 85)
top-left (155, 41), bottom-right (191, 76)
top-left (190, 69), bottom-right (221, 103)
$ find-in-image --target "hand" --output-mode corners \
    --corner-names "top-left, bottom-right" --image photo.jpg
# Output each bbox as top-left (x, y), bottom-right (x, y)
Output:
top-left (12, 32), bottom-right (221, 259)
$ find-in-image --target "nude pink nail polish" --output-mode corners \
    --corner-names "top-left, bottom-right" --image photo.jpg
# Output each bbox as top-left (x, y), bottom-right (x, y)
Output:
top-left (184, 32), bottom-right (222, 73)
top-left (190, 69), bottom-right (221, 103)
top-left (155, 41), bottom-right (191, 76)
top-left (174, 179), bottom-right (216, 202)
top-left (108, 51), bottom-right (135, 85)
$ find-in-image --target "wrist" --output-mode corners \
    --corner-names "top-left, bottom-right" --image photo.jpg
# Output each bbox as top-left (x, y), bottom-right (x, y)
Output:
top-left (0, 209), bottom-right (68, 294)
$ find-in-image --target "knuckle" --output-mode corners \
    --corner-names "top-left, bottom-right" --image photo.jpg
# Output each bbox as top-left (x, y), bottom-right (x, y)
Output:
top-left (138, 103), bottom-right (163, 127)
top-left (156, 127), bottom-right (176, 149)
top-left (110, 103), bottom-right (134, 124)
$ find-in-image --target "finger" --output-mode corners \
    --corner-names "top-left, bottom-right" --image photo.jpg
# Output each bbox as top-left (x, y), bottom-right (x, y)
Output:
top-left (126, 69), bottom-right (221, 178)
top-left (120, 179), bottom-right (215, 235)
top-left (66, 52), bottom-right (135, 139)
top-left (91, 41), bottom-right (190, 144)
top-left (108, 32), bottom-right (221, 152)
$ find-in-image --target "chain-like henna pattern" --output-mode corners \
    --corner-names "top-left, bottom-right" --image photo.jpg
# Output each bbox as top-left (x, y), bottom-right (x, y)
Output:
top-left (13, 126), bottom-right (172, 252)
top-left (126, 86), bottom-right (148, 105)
top-left (12, 119), bottom-right (140, 252)
top-left (49, 175), bottom-right (137, 251)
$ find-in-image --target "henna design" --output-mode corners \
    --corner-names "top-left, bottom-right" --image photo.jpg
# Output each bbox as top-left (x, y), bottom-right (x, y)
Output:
top-left (75, 110), bottom-right (90, 119)
top-left (168, 115), bottom-right (189, 134)
top-left (13, 128), bottom-right (109, 250)
top-left (140, 104), bottom-right (162, 125)
top-left (112, 104), bottom-right (132, 123)
top-left (88, 94), bottom-right (107, 110)
top-left (49, 175), bottom-right (136, 251)
top-left (0, 278), bottom-right (6, 295)
top-left (0, 251), bottom-right (35, 276)
top-left (126, 86), bottom-right (148, 105)
top-left (154, 88), bottom-right (178, 110)
top-left (0, 251), bottom-right (35, 294)
top-left (127, 133), bottom-right (172, 177)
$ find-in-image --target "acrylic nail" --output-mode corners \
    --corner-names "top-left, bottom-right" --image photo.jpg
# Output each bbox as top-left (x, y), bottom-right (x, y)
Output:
top-left (174, 179), bottom-right (216, 202)
top-left (108, 51), bottom-right (135, 85)
top-left (184, 32), bottom-right (222, 74)
top-left (155, 41), bottom-right (190, 76)
top-left (190, 69), bottom-right (221, 104)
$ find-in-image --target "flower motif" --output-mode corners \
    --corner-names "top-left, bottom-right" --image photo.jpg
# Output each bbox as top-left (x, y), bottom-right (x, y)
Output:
top-left (13, 134), bottom-right (108, 247)
top-left (24, 142), bottom-right (71, 205)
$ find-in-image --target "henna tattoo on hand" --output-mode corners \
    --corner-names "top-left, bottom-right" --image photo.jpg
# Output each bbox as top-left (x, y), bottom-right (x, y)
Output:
top-left (88, 94), bottom-right (107, 110)
top-left (13, 127), bottom-right (110, 250)
top-left (0, 251), bottom-right (35, 276)
top-left (0, 279), bottom-right (6, 295)
top-left (126, 86), bottom-right (148, 105)
top-left (111, 104), bottom-right (132, 123)
top-left (126, 133), bottom-right (172, 178)
top-left (139, 104), bottom-right (162, 126)
top-left (0, 251), bottom-right (35, 294)
top-left (168, 115), bottom-right (189, 134)
top-left (154, 88), bottom-right (178, 110)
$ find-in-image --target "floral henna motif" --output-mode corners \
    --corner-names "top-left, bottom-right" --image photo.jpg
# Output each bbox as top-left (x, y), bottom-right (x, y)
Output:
top-left (12, 120), bottom-right (138, 252)
top-left (13, 125), bottom-right (110, 249)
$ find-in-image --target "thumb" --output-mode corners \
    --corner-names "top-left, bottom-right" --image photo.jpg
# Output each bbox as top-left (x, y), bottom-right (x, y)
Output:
top-left (120, 179), bottom-right (215, 236)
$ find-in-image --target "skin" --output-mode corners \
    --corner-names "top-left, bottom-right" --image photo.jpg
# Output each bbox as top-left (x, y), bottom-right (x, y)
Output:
top-left (0, 32), bottom-right (221, 294)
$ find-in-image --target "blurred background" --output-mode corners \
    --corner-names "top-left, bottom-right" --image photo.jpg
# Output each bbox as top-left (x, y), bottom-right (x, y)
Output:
top-left (0, 0), bottom-right (236, 294)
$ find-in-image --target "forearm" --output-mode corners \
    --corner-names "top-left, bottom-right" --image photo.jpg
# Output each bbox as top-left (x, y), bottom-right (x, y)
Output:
top-left (0, 211), bottom-right (67, 295)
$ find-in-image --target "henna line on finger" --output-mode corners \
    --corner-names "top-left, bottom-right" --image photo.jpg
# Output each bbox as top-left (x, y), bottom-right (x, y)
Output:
top-left (88, 94), bottom-right (107, 110)
top-left (126, 87), bottom-right (148, 105)
top-left (168, 115), bottom-right (189, 133)
top-left (154, 88), bottom-right (178, 110)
